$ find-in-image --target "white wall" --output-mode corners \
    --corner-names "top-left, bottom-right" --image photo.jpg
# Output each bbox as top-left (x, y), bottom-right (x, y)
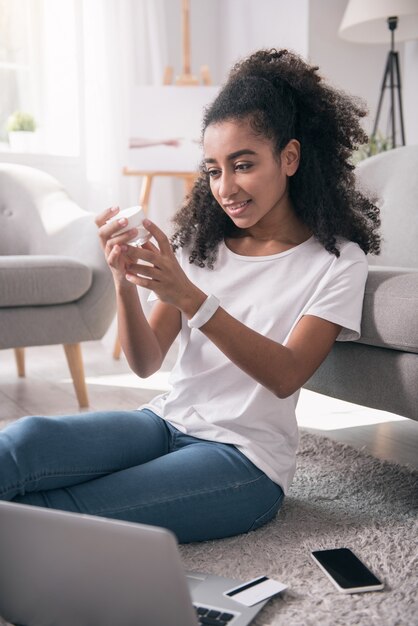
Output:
top-left (165, 0), bottom-right (416, 144)
top-left (308, 0), bottom-right (417, 145)
top-left (309, 0), bottom-right (394, 136)
top-left (164, 0), bottom-right (309, 85)
top-left (404, 40), bottom-right (418, 145)
top-left (164, 0), bottom-right (223, 85)
top-left (217, 0), bottom-right (309, 80)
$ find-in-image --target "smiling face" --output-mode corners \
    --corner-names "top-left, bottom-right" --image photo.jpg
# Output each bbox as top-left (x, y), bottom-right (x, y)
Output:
top-left (203, 117), bottom-right (300, 236)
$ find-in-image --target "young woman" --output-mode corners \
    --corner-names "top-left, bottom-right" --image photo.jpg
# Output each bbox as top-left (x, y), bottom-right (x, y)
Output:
top-left (0, 49), bottom-right (380, 543)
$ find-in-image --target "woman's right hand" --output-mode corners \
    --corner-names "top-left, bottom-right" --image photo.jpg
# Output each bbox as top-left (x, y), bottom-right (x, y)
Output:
top-left (95, 206), bottom-right (139, 286)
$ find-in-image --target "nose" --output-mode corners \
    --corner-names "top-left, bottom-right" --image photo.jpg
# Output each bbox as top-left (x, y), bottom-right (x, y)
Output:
top-left (217, 171), bottom-right (239, 200)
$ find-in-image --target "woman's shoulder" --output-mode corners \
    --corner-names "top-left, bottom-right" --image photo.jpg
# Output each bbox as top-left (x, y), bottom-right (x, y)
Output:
top-left (336, 238), bottom-right (367, 263)
top-left (307, 236), bottom-right (367, 268)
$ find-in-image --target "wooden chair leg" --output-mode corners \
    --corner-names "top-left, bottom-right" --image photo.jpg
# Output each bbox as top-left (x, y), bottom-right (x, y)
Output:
top-left (63, 343), bottom-right (89, 409)
top-left (14, 347), bottom-right (25, 377)
top-left (113, 334), bottom-right (122, 360)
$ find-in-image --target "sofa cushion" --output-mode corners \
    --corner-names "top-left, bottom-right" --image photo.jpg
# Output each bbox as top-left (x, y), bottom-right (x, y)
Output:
top-left (357, 267), bottom-right (418, 354)
top-left (356, 146), bottom-right (418, 269)
top-left (0, 255), bottom-right (92, 306)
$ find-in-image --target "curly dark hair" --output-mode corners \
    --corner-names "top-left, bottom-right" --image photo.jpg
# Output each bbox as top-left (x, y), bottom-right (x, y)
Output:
top-left (171, 48), bottom-right (380, 268)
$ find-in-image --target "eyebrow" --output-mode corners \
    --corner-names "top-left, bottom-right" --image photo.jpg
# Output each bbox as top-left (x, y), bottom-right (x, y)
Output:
top-left (203, 149), bottom-right (257, 164)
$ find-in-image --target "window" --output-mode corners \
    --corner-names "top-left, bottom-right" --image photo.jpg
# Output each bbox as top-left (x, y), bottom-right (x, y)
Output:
top-left (0, 0), bottom-right (80, 155)
top-left (0, 0), bottom-right (34, 143)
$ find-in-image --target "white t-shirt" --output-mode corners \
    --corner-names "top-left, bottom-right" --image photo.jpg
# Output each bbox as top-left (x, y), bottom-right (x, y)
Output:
top-left (141, 236), bottom-right (368, 493)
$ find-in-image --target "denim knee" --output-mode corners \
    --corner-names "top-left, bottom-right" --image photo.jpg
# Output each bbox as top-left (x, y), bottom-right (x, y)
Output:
top-left (247, 488), bottom-right (284, 532)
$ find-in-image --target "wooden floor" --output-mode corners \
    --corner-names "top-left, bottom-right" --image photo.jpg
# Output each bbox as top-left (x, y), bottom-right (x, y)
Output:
top-left (1, 340), bottom-right (417, 469)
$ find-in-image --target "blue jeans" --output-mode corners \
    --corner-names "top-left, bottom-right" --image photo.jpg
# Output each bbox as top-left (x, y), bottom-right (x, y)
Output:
top-left (0, 409), bottom-right (284, 543)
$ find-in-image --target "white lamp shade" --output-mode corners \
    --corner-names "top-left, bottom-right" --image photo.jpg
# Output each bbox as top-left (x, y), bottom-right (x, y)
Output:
top-left (339, 0), bottom-right (418, 43)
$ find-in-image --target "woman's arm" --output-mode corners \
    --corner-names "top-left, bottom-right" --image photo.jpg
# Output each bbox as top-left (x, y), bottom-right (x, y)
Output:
top-left (195, 309), bottom-right (341, 398)
top-left (115, 283), bottom-right (180, 378)
top-left (95, 208), bottom-right (181, 377)
top-left (125, 220), bottom-right (341, 397)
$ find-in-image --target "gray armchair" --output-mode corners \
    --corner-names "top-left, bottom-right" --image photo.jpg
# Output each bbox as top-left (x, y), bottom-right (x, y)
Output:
top-left (0, 163), bottom-right (116, 408)
top-left (305, 146), bottom-right (418, 422)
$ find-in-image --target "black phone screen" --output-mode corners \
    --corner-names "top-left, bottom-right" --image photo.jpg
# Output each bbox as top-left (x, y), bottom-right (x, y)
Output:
top-left (312, 548), bottom-right (382, 589)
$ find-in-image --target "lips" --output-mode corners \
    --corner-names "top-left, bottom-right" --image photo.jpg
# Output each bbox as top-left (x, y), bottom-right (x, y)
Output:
top-left (224, 199), bottom-right (251, 216)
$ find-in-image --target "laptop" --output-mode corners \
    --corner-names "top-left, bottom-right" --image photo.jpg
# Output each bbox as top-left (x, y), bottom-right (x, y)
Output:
top-left (0, 501), bottom-right (270, 626)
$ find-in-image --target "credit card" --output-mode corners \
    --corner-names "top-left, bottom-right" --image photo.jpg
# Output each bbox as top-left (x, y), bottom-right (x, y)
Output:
top-left (223, 576), bottom-right (287, 606)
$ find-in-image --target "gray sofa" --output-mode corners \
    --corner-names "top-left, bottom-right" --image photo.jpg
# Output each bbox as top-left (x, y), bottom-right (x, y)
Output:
top-left (0, 163), bottom-right (116, 407)
top-left (305, 146), bottom-right (418, 422)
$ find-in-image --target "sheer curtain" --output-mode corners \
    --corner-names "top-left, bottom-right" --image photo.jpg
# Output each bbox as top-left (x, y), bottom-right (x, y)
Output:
top-left (0, 0), bottom-right (79, 154)
top-left (81, 0), bottom-right (174, 217)
top-left (82, 0), bottom-right (133, 212)
top-left (0, 0), bottom-right (35, 143)
top-left (2, 0), bottom-right (184, 221)
top-left (81, 0), bottom-right (172, 343)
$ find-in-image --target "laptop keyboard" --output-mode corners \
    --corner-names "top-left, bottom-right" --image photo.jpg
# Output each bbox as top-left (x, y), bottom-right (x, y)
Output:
top-left (195, 604), bottom-right (237, 625)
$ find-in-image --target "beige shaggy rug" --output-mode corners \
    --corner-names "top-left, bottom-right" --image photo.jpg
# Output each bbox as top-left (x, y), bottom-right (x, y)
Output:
top-left (1, 431), bottom-right (417, 625)
top-left (179, 431), bottom-right (418, 626)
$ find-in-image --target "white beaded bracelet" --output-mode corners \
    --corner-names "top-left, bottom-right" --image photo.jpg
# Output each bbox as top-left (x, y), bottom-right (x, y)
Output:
top-left (187, 294), bottom-right (220, 329)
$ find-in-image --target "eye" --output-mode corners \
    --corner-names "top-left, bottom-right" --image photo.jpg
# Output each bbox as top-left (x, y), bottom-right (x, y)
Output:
top-left (235, 162), bottom-right (252, 172)
top-left (206, 168), bottom-right (221, 178)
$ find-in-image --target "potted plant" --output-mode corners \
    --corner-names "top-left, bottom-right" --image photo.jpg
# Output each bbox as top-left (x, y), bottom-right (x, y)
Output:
top-left (6, 111), bottom-right (37, 152)
top-left (351, 131), bottom-right (392, 165)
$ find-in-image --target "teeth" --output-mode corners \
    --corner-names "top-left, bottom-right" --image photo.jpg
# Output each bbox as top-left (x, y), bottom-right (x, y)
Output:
top-left (229, 200), bottom-right (248, 210)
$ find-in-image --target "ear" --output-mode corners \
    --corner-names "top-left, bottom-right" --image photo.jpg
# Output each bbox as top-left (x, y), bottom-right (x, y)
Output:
top-left (282, 139), bottom-right (300, 176)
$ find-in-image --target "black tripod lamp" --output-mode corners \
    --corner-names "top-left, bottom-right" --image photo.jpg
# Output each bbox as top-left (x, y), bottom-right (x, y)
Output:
top-left (339, 0), bottom-right (418, 148)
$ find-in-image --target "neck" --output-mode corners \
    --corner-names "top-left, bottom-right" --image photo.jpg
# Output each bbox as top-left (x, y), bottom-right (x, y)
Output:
top-left (240, 194), bottom-right (311, 243)
top-left (249, 212), bottom-right (310, 244)
top-left (227, 198), bottom-right (312, 256)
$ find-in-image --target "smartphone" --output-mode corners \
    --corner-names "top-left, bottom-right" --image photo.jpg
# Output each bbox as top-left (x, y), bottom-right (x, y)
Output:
top-left (311, 548), bottom-right (384, 593)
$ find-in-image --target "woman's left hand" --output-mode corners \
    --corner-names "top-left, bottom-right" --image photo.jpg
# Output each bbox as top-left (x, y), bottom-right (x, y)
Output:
top-left (125, 219), bottom-right (205, 314)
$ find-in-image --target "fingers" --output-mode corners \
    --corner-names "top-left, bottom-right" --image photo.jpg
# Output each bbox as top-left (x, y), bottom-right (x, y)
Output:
top-left (95, 206), bottom-right (119, 228)
top-left (126, 262), bottom-right (156, 280)
top-left (142, 219), bottom-right (172, 254)
top-left (125, 269), bottom-right (153, 290)
top-left (127, 245), bottom-right (158, 268)
top-left (96, 206), bottom-right (137, 243)
top-left (127, 222), bottom-right (179, 285)
top-left (107, 243), bottom-right (124, 268)
top-left (141, 239), bottom-right (160, 254)
top-left (98, 209), bottom-right (139, 252)
top-left (97, 212), bottom-right (171, 273)
top-left (96, 212), bottom-right (169, 251)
